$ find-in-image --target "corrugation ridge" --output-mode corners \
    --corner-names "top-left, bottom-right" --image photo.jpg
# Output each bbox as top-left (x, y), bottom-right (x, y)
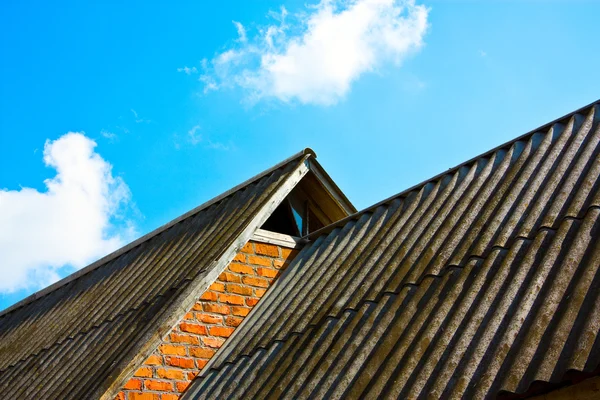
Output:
top-left (234, 203), bottom-right (599, 369)
top-left (0, 278), bottom-right (188, 374)
top-left (191, 207), bottom-right (598, 400)
top-left (272, 204), bottom-right (397, 339)
top-left (221, 216), bottom-right (367, 362)
top-left (495, 208), bottom-right (600, 394)
top-left (211, 231), bottom-right (338, 364)
top-left (308, 297), bottom-right (396, 399)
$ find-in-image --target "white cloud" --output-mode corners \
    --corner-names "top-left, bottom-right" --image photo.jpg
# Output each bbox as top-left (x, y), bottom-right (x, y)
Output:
top-left (188, 124), bottom-right (202, 145)
top-left (200, 0), bottom-right (429, 105)
top-left (0, 132), bottom-right (135, 293)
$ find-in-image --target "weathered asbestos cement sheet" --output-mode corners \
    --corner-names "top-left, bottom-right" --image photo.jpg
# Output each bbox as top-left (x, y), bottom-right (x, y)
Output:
top-left (186, 102), bottom-right (600, 399)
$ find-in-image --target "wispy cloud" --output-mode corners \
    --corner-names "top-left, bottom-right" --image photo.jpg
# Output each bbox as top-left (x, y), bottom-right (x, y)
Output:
top-left (177, 66), bottom-right (198, 75)
top-left (179, 124), bottom-right (233, 150)
top-left (130, 109), bottom-right (152, 124)
top-left (233, 20), bottom-right (247, 43)
top-left (100, 129), bottom-right (117, 142)
top-left (206, 139), bottom-right (234, 151)
top-left (188, 124), bottom-right (202, 145)
top-left (198, 0), bottom-right (429, 105)
top-left (0, 133), bottom-right (136, 293)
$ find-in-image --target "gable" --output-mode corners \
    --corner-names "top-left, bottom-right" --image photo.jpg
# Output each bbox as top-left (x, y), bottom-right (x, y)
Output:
top-left (0, 148), bottom-right (353, 399)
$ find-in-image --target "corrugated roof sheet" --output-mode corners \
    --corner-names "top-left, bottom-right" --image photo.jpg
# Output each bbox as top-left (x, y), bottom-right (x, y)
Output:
top-left (185, 101), bottom-right (600, 399)
top-left (0, 150), bottom-right (313, 400)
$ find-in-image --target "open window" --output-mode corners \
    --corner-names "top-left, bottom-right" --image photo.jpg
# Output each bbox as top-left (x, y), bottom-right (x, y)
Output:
top-left (260, 164), bottom-right (355, 237)
top-left (261, 195), bottom-right (325, 237)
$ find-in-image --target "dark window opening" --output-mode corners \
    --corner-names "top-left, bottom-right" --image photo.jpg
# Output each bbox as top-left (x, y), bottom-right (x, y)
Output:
top-left (261, 196), bottom-right (326, 237)
top-left (261, 200), bottom-right (301, 236)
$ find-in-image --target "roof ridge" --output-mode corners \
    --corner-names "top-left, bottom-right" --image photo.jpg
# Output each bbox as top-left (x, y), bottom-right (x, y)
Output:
top-left (305, 100), bottom-right (600, 241)
top-left (0, 148), bottom-right (317, 318)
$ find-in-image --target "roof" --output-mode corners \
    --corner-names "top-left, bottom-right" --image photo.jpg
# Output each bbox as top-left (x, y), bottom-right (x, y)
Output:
top-left (184, 100), bottom-right (600, 399)
top-left (0, 149), bottom-right (328, 400)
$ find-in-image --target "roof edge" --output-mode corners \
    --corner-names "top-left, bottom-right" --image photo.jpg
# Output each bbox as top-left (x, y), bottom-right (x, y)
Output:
top-left (307, 157), bottom-right (357, 215)
top-left (305, 99), bottom-right (600, 240)
top-left (0, 148), bottom-right (316, 318)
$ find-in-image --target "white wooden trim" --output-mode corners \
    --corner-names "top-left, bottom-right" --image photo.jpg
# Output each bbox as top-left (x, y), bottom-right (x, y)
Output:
top-left (251, 229), bottom-right (304, 249)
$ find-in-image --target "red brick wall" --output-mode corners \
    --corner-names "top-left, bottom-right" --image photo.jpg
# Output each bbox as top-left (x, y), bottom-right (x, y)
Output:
top-left (115, 240), bottom-right (298, 400)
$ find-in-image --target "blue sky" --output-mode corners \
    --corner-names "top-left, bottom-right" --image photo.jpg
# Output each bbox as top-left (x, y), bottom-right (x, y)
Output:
top-left (1, 0), bottom-right (598, 310)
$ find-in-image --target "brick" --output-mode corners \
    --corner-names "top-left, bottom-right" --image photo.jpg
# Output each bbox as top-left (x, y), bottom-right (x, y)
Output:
top-left (209, 326), bottom-right (235, 337)
top-left (144, 379), bottom-right (173, 391)
top-left (247, 255), bottom-right (272, 267)
top-left (242, 276), bottom-right (269, 288)
top-left (161, 395), bottom-right (179, 400)
top-left (159, 344), bottom-right (187, 356)
top-left (196, 313), bottom-right (222, 324)
top-left (134, 366), bottom-right (153, 378)
top-left (192, 303), bottom-right (203, 311)
top-left (231, 306), bottom-right (251, 317)
top-left (254, 288), bottom-right (267, 298)
top-left (228, 262), bottom-right (254, 275)
top-left (257, 267), bottom-right (279, 278)
top-left (180, 322), bottom-right (207, 335)
top-left (115, 392), bottom-right (126, 400)
top-left (129, 393), bottom-right (159, 400)
top-left (165, 356), bottom-right (195, 369)
top-left (199, 291), bottom-right (218, 301)
top-left (187, 371), bottom-right (199, 380)
top-left (240, 242), bottom-right (254, 254)
top-left (226, 283), bottom-right (253, 296)
top-left (232, 252), bottom-right (246, 262)
top-left (218, 272), bottom-right (241, 283)
top-left (123, 378), bottom-right (143, 390)
top-left (196, 358), bottom-right (209, 369)
top-left (189, 346), bottom-right (216, 358)
top-left (209, 282), bottom-right (225, 292)
top-left (246, 297), bottom-right (260, 307)
top-left (281, 248), bottom-right (299, 260)
top-left (170, 333), bottom-right (200, 345)
top-left (183, 312), bottom-right (195, 321)
top-left (225, 315), bottom-right (244, 327)
top-left (254, 243), bottom-right (279, 257)
top-left (176, 381), bottom-right (191, 393)
top-left (202, 303), bottom-right (230, 315)
top-left (144, 354), bottom-right (163, 365)
top-left (218, 293), bottom-right (245, 305)
top-left (273, 259), bottom-right (285, 269)
top-left (202, 336), bottom-right (226, 348)
top-left (156, 368), bottom-right (185, 380)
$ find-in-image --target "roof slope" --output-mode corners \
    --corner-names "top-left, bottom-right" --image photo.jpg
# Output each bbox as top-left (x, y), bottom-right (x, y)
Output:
top-left (185, 101), bottom-right (600, 399)
top-left (0, 150), bottom-right (314, 400)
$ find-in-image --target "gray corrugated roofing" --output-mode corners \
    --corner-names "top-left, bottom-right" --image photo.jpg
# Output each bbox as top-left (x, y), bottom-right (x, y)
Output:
top-left (0, 150), bottom-right (314, 400)
top-left (185, 101), bottom-right (600, 399)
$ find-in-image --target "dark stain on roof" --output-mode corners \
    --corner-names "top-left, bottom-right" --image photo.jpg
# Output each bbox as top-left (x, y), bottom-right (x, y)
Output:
top-left (185, 101), bottom-right (600, 399)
